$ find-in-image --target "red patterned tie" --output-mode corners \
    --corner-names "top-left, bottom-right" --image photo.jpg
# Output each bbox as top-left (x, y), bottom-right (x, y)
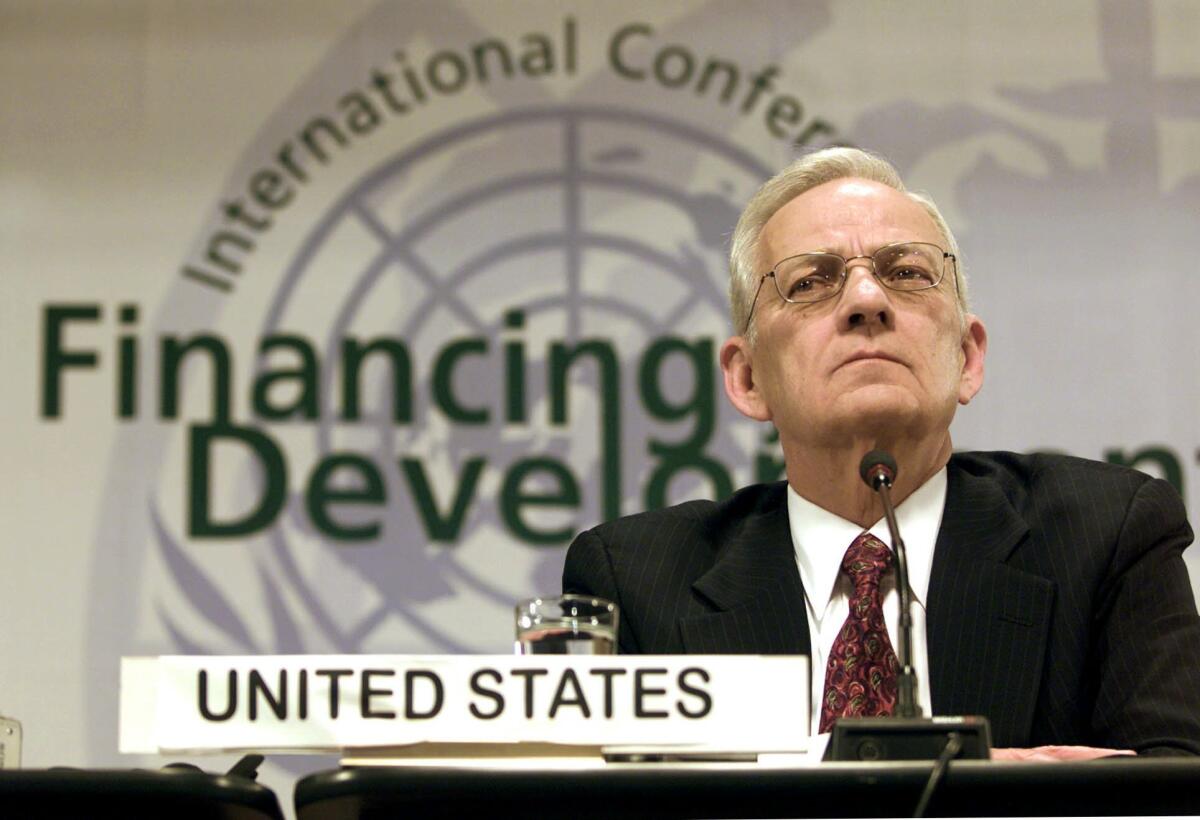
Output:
top-left (818, 532), bottom-right (899, 732)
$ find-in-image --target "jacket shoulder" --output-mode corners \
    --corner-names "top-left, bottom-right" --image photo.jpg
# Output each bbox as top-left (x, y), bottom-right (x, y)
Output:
top-left (584, 481), bottom-right (788, 558)
top-left (951, 449), bottom-right (1161, 492)
top-left (949, 449), bottom-right (1182, 527)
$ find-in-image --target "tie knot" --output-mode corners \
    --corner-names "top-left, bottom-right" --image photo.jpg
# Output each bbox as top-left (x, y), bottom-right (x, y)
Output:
top-left (842, 532), bottom-right (893, 584)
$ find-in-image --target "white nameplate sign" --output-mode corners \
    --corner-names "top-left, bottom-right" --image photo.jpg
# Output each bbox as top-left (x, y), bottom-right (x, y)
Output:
top-left (120, 655), bottom-right (809, 754)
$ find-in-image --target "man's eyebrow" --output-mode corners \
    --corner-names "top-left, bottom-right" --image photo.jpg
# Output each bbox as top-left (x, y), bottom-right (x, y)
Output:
top-left (781, 246), bottom-right (837, 257)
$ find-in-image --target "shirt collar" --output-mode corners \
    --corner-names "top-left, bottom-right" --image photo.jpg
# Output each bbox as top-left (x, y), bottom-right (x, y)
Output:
top-left (787, 467), bottom-right (947, 616)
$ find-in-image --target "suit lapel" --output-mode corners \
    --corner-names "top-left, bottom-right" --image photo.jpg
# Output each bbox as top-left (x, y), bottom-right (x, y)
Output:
top-left (927, 461), bottom-right (1053, 746)
top-left (679, 484), bottom-right (812, 656)
top-left (672, 466), bottom-right (1054, 743)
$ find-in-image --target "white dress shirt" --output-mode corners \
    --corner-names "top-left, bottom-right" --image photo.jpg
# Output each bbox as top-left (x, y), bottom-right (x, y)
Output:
top-left (787, 467), bottom-right (947, 736)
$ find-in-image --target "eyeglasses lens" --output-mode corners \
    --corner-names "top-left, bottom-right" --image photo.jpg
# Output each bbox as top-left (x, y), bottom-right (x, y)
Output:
top-left (774, 243), bottom-right (943, 303)
top-left (875, 243), bottom-right (942, 290)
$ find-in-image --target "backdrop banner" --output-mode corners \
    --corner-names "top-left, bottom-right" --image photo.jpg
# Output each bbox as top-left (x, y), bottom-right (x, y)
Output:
top-left (3, 0), bottom-right (1199, 796)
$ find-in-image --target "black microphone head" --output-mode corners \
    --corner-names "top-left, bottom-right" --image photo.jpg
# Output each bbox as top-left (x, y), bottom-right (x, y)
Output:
top-left (859, 450), bottom-right (898, 489)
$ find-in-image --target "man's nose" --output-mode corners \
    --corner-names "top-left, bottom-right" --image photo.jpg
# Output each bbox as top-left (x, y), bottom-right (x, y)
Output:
top-left (838, 259), bottom-right (892, 330)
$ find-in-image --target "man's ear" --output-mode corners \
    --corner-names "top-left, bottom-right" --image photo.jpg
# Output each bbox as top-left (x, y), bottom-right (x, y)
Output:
top-left (720, 336), bottom-right (772, 421)
top-left (957, 314), bottom-right (987, 405)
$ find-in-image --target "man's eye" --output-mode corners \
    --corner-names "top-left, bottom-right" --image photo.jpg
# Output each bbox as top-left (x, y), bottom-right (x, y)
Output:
top-left (886, 266), bottom-right (935, 284)
top-left (789, 273), bottom-right (835, 295)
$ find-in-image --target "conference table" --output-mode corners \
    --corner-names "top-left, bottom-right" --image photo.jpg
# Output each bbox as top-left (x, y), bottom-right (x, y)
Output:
top-left (4, 756), bottom-right (1198, 816)
top-left (294, 756), bottom-right (1200, 818)
top-left (0, 766), bottom-right (285, 819)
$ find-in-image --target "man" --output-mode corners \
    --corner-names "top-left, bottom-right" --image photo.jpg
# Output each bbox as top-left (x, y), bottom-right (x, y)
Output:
top-left (563, 147), bottom-right (1200, 755)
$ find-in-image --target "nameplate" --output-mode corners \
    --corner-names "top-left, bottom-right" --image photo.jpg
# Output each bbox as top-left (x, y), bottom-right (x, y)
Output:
top-left (119, 655), bottom-right (809, 754)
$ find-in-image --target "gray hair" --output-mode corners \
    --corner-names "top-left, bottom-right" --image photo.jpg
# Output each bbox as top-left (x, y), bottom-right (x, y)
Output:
top-left (728, 147), bottom-right (968, 338)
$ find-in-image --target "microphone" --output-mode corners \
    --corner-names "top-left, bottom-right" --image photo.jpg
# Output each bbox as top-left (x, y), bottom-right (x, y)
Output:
top-left (858, 450), bottom-right (918, 718)
top-left (825, 451), bottom-right (992, 762)
top-left (858, 449), bottom-right (897, 491)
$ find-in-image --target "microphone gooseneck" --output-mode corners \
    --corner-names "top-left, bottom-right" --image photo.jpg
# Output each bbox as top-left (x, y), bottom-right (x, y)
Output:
top-left (858, 450), bottom-right (919, 719)
top-left (826, 454), bottom-right (992, 761)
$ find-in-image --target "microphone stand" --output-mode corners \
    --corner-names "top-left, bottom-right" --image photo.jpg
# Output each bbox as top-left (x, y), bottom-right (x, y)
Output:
top-left (869, 466), bottom-right (919, 720)
top-left (825, 451), bottom-right (992, 764)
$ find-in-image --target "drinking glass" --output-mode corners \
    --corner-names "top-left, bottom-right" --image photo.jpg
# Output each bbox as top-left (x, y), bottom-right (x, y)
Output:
top-left (514, 595), bottom-right (618, 654)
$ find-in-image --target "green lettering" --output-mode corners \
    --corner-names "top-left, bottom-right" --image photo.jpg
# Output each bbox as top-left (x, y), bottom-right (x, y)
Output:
top-left (504, 310), bottom-right (526, 423)
top-left (41, 304), bottom-right (100, 418)
top-left (400, 456), bottom-right (485, 541)
top-left (162, 335), bottom-right (232, 422)
top-left (471, 38), bottom-right (515, 81)
top-left (306, 454), bottom-right (385, 540)
top-left (341, 337), bottom-right (414, 423)
top-left (608, 22), bottom-right (651, 80)
top-left (117, 304), bottom-right (139, 419)
top-left (500, 457), bottom-right (581, 544)
top-left (645, 452), bottom-right (733, 509)
top-left (432, 339), bottom-right (489, 424)
top-left (189, 423), bottom-right (286, 537)
top-left (755, 427), bottom-right (786, 483)
top-left (639, 337), bottom-right (715, 452)
top-left (339, 90), bottom-right (383, 135)
top-left (252, 334), bottom-right (319, 420)
top-left (550, 340), bottom-right (621, 521)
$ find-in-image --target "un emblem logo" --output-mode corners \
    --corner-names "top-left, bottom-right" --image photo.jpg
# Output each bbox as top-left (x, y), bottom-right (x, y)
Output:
top-left (120, 106), bottom-right (775, 665)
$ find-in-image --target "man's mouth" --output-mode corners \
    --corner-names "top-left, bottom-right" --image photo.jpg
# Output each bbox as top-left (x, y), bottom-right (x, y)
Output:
top-left (839, 350), bottom-right (904, 369)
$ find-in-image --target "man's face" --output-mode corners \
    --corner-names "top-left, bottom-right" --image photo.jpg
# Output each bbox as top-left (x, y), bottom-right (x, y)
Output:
top-left (723, 177), bottom-right (986, 449)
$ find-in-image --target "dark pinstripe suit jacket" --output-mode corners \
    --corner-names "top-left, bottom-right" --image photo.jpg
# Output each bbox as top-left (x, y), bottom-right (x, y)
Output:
top-left (563, 451), bottom-right (1200, 753)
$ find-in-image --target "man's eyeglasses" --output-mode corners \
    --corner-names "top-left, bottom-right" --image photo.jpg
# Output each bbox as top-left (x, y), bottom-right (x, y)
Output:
top-left (746, 241), bottom-right (956, 327)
